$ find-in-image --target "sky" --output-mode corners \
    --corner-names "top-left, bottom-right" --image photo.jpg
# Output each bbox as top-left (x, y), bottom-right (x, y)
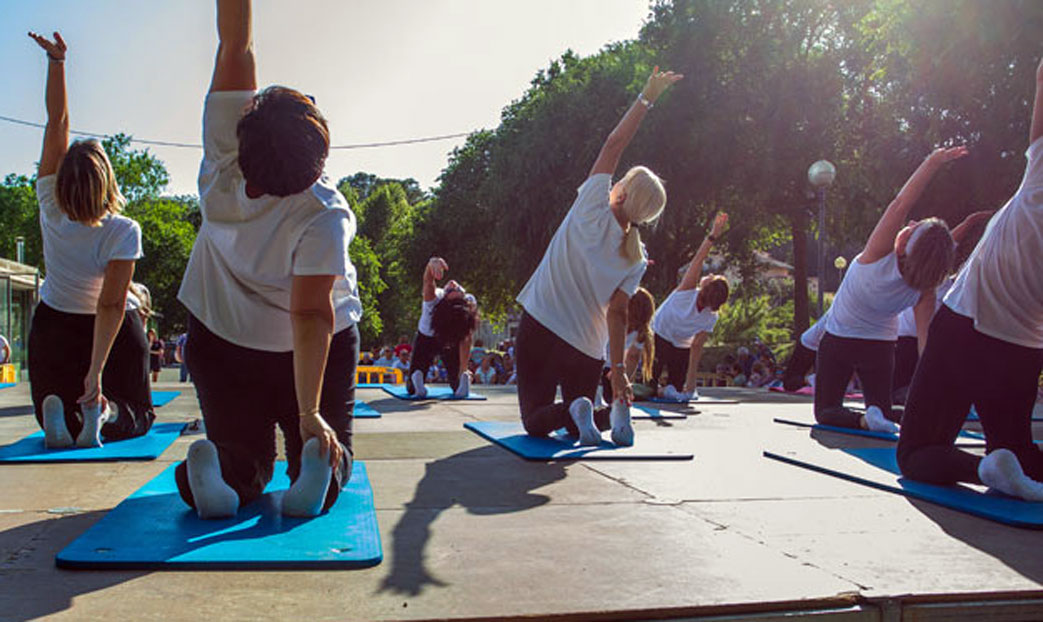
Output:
top-left (1, 0), bottom-right (651, 196)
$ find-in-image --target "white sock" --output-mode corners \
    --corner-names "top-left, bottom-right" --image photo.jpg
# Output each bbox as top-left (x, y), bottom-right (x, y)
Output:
top-left (594, 384), bottom-right (608, 409)
top-left (610, 399), bottom-right (634, 447)
top-left (186, 439), bottom-right (239, 519)
top-left (863, 405), bottom-right (898, 434)
top-left (75, 401), bottom-right (110, 448)
top-left (662, 385), bottom-right (681, 401)
top-left (453, 371), bottom-right (471, 399)
top-left (42, 395), bottom-right (73, 448)
top-left (282, 438), bottom-right (333, 517)
top-left (979, 448), bottom-right (1043, 502)
top-left (411, 370), bottom-right (427, 398)
top-left (569, 397), bottom-right (602, 446)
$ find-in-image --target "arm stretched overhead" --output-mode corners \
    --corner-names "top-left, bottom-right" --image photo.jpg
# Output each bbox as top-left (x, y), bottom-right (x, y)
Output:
top-left (678, 212), bottom-right (728, 291)
top-left (28, 31), bottom-right (68, 178)
top-left (211, 0), bottom-right (257, 92)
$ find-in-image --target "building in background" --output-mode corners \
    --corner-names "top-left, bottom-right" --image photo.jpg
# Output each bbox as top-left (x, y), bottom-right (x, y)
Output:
top-left (0, 257), bottom-right (40, 380)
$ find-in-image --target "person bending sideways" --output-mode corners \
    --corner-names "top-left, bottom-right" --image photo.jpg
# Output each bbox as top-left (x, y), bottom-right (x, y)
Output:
top-left (25, 31), bottom-right (154, 449)
top-left (813, 146), bottom-right (963, 433)
top-left (174, 0), bottom-right (362, 519)
top-left (515, 66), bottom-right (682, 447)
top-left (896, 58), bottom-right (1043, 501)
top-left (407, 257), bottom-right (479, 399)
top-left (650, 212), bottom-right (730, 401)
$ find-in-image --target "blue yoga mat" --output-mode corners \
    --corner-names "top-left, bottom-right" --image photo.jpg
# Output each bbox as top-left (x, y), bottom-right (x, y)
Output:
top-left (648, 395), bottom-right (738, 405)
top-left (380, 383), bottom-right (486, 401)
top-left (967, 405), bottom-right (1043, 423)
top-left (354, 401), bottom-right (381, 418)
top-left (764, 447), bottom-right (1043, 529)
top-left (357, 383), bottom-right (385, 388)
top-left (773, 417), bottom-right (986, 444)
top-left (56, 460), bottom-right (382, 569)
top-left (0, 383), bottom-right (14, 390)
top-left (151, 390), bottom-right (181, 407)
top-left (464, 421), bottom-right (693, 461)
top-left (633, 405), bottom-right (687, 420)
top-left (0, 422), bottom-right (186, 463)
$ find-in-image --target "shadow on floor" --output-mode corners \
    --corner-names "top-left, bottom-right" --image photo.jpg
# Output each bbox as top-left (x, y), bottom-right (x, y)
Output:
top-left (378, 445), bottom-right (566, 597)
top-left (0, 404), bottom-right (35, 419)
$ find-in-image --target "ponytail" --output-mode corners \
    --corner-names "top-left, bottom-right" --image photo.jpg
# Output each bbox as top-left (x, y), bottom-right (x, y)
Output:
top-left (627, 287), bottom-right (657, 382)
top-left (619, 227), bottom-right (645, 264)
top-left (615, 166), bottom-right (666, 265)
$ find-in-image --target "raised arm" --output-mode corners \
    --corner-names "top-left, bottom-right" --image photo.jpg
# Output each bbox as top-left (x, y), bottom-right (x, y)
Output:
top-left (950, 210), bottom-right (993, 244)
top-left (588, 67), bottom-right (683, 178)
top-left (1031, 57), bottom-right (1043, 145)
top-left (423, 257), bottom-right (447, 302)
top-left (860, 146), bottom-right (968, 263)
top-left (291, 275), bottom-right (342, 468)
top-left (211, 0), bottom-right (257, 92)
top-left (28, 32), bottom-right (68, 178)
top-left (678, 212), bottom-right (728, 291)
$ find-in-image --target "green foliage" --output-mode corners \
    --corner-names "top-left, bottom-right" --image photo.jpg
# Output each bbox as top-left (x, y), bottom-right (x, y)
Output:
top-left (349, 235), bottom-right (387, 344)
top-left (123, 196), bottom-right (197, 331)
top-left (101, 134), bottom-right (170, 204)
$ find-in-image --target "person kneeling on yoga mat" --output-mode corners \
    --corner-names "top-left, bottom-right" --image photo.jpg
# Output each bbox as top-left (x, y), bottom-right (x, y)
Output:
top-left (174, 0), bottom-right (361, 520)
top-left (650, 212), bottom-right (730, 401)
top-left (896, 57), bottom-right (1043, 501)
top-left (515, 66), bottom-right (682, 447)
top-left (407, 257), bottom-right (479, 399)
top-left (814, 147), bottom-right (963, 434)
top-left (25, 31), bottom-right (155, 450)
top-left (596, 287), bottom-right (656, 406)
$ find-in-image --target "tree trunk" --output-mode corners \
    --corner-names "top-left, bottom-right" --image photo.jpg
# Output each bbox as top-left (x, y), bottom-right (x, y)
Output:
top-left (790, 209), bottom-right (810, 339)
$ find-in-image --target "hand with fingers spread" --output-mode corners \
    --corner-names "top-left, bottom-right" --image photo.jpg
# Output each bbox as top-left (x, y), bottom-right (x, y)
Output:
top-left (641, 66), bottom-right (684, 104)
top-left (28, 31), bottom-right (67, 61)
top-left (299, 411), bottom-right (343, 468)
top-left (928, 145), bottom-right (969, 167)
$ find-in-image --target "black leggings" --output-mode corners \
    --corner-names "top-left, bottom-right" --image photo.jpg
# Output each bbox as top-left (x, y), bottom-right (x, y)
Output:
top-left (651, 333), bottom-right (689, 392)
top-left (515, 311), bottom-right (610, 437)
top-left (407, 332), bottom-right (460, 393)
top-left (782, 341), bottom-right (816, 391)
top-left (174, 315), bottom-right (357, 511)
top-left (28, 301), bottom-right (155, 440)
top-left (891, 336), bottom-right (918, 401)
top-left (814, 332), bottom-right (897, 429)
top-left (897, 306), bottom-right (1043, 485)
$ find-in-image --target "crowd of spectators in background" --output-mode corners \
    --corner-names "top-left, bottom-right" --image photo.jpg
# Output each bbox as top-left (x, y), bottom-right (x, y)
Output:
top-left (361, 337), bottom-right (517, 386)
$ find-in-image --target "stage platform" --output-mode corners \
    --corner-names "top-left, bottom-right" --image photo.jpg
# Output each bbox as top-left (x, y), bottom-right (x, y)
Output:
top-left (3, 376), bottom-right (1043, 621)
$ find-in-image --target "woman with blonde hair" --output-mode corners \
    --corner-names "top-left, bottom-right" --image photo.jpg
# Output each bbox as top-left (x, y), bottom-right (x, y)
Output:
top-left (515, 67), bottom-right (682, 447)
top-left (814, 147), bottom-right (964, 433)
top-left (650, 212), bottom-right (730, 402)
top-left (25, 31), bottom-right (154, 448)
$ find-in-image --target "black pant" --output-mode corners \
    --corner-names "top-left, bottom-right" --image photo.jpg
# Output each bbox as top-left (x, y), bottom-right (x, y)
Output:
top-left (515, 311), bottom-right (610, 437)
top-left (651, 333), bottom-right (689, 392)
top-left (28, 301), bottom-right (155, 440)
top-left (407, 331), bottom-right (460, 393)
top-left (814, 332), bottom-right (897, 429)
top-left (891, 336), bottom-right (919, 403)
top-left (174, 315), bottom-right (357, 511)
top-left (897, 306), bottom-right (1043, 485)
top-left (782, 341), bottom-right (816, 391)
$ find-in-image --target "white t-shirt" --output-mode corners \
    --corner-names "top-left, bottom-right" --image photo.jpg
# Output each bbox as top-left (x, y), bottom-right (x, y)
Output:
top-left (825, 252), bottom-right (920, 341)
top-left (945, 137), bottom-right (1043, 348)
top-left (516, 174), bottom-right (647, 360)
top-left (418, 288), bottom-right (444, 337)
top-left (602, 330), bottom-right (639, 367)
top-left (36, 176), bottom-right (143, 314)
top-left (897, 277), bottom-right (954, 338)
top-left (800, 311), bottom-right (830, 350)
top-left (178, 91), bottom-right (362, 352)
top-left (652, 288), bottom-right (718, 349)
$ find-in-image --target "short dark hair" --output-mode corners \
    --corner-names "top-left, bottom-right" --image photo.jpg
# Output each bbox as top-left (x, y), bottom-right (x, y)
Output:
top-left (431, 297), bottom-right (478, 344)
top-left (237, 86), bottom-right (329, 197)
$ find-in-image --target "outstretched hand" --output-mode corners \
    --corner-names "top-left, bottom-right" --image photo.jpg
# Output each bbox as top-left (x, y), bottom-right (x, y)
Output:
top-left (427, 257), bottom-right (448, 280)
top-left (28, 31), bottom-right (66, 61)
top-left (928, 145), bottom-right (969, 166)
top-left (642, 66), bottom-right (684, 103)
top-left (711, 212), bottom-right (729, 238)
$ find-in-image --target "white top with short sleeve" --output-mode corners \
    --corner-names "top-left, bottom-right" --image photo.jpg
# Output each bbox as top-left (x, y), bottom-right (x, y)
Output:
top-left (178, 91), bottom-right (362, 352)
top-left (825, 251), bottom-right (920, 341)
top-left (945, 137), bottom-right (1043, 348)
top-left (516, 174), bottom-right (648, 360)
top-left (800, 311), bottom-right (830, 350)
top-left (653, 288), bottom-right (718, 349)
top-left (897, 277), bottom-right (954, 338)
top-left (602, 330), bottom-right (639, 367)
top-left (418, 288), bottom-right (445, 337)
top-left (36, 176), bottom-right (143, 314)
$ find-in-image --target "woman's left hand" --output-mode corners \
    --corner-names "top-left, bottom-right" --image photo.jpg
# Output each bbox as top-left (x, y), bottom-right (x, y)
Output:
top-left (77, 371), bottom-right (104, 409)
top-left (610, 367), bottom-right (633, 406)
top-left (299, 411), bottom-right (343, 468)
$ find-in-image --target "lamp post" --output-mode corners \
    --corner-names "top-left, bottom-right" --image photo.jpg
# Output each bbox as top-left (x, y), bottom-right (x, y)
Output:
top-left (808, 160), bottom-right (836, 316)
top-left (15, 236), bottom-right (24, 265)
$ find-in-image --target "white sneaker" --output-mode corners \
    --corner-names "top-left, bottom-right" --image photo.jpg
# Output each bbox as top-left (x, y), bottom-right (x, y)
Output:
top-left (76, 401), bottom-right (111, 448)
top-left (979, 448), bottom-right (1043, 502)
top-left (661, 385), bottom-right (683, 402)
top-left (42, 395), bottom-right (73, 448)
top-left (594, 384), bottom-right (609, 409)
top-left (411, 370), bottom-right (428, 399)
top-left (569, 397), bottom-right (602, 446)
top-left (863, 405), bottom-right (899, 434)
top-left (610, 400), bottom-right (634, 447)
top-left (453, 371), bottom-right (471, 399)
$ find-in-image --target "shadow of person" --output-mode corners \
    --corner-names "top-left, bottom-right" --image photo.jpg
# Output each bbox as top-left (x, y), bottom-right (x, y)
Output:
top-left (0, 404), bottom-right (35, 418)
top-left (0, 511), bottom-right (146, 621)
top-left (378, 445), bottom-right (567, 596)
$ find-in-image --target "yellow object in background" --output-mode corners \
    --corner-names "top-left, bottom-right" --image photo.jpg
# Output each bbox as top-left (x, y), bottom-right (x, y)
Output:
top-left (0, 364), bottom-right (15, 383)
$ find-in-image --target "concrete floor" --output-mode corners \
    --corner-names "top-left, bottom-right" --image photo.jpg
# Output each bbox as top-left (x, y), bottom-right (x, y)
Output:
top-left (3, 372), bottom-right (1043, 621)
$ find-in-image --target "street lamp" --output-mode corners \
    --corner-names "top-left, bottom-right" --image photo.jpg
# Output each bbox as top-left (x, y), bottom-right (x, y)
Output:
top-left (14, 236), bottom-right (24, 265)
top-left (808, 160), bottom-right (836, 316)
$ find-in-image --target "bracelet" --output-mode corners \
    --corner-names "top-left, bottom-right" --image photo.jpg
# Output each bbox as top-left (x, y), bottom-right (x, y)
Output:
top-left (47, 54), bottom-right (64, 63)
top-left (637, 93), bottom-right (653, 109)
